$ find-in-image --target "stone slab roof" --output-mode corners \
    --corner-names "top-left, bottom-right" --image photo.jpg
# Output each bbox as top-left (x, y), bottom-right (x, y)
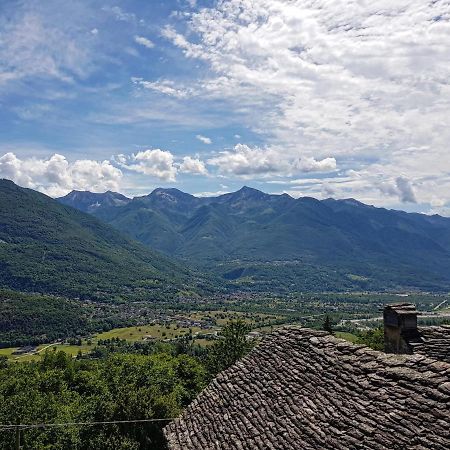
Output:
top-left (164, 327), bottom-right (450, 450)
top-left (414, 325), bottom-right (450, 363)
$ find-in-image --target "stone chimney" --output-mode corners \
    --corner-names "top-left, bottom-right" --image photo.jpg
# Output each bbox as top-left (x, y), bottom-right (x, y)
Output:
top-left (383, 303), bottom-right (421, 354)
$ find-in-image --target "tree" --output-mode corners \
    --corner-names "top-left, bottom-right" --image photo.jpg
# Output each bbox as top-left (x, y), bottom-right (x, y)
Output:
top-left (0, 355), bottom-right (7, 369)
top-left (323, 315), bottom-right (333, 334)
top-left (206, 320), bottom-right (255, 376)
top-left (357, 327), bottom-right (384, 351)
top-left (0, 350), bottom-right (207, 449)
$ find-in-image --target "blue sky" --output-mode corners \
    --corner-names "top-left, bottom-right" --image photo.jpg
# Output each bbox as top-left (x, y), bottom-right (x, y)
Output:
top-left (0, 0), bottom-right (449, 215)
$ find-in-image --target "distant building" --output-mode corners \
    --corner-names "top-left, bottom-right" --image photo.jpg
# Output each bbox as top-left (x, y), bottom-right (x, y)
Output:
top-left (12, 345), bottom-right (37, 355)
top-left (165, 321), bottom-right (450, 449)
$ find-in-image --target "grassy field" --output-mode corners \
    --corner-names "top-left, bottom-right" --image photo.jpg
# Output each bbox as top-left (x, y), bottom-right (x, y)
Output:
top-left (1, 343), bottom-right (94, 362)
top-left (1, 310), bottom-right (287, 362)
top-left (335, 331), bottom-right (359, 343)
top-left (96, 324), bottom-right (204, 341)
top-left (0, 347), bottom-right (18, 357)
top-left (2, 324), bottom-right (210, 361)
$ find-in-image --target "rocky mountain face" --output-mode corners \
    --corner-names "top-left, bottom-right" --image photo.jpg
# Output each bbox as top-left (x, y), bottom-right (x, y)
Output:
top-left (58, 186), bottom-right (450, 292)
top-left (58, 190), bottom-right (130, 213)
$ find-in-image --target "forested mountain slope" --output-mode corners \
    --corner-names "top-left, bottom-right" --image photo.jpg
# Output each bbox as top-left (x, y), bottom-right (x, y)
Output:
top-left (0, 180), bottom-right (211, 299)
top-left (58, 186), bottom-right (450, 292)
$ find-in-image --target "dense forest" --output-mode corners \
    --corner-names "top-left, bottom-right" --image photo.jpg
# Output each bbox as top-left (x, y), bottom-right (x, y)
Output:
top-left (0, 321), bottom-right (253, 450)
top-left (0, 350), bottom-right (205, 449)
top-left (0, 290), bottom-right (90, 347)
top-left (0, 180), bottom-right (216, 300)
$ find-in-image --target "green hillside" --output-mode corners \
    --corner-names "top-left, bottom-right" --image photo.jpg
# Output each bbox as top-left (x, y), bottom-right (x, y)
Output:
top-left (0, 289), bottom-right (90, 347)
top-left (0, 180), bottom-right (211, 300)
top-left (60, 186), bottom-right (450, 292)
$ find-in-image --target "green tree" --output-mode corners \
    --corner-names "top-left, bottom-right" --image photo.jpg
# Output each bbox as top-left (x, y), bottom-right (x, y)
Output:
top-left (357, 327), bottom-right (384, 351)
top-left (322, 315), bottom-right (334, 334)
top-left (206, 320), bottom-right (255, 376)
top-left (0, 355), bottom-right (7, 369)
top-left (0, 350), bottom-right (207, 449)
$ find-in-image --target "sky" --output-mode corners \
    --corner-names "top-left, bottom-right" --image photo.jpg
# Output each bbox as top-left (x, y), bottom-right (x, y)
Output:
top-left (0, 0), bottom-right (449, 215)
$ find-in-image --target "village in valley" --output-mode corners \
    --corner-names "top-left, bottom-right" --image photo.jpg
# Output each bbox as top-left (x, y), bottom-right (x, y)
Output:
top-left (3, 291), bottom-right (449, 362)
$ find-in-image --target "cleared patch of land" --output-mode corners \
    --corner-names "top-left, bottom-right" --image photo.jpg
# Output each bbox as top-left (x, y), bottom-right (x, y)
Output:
top-left (2, 323), bottom-right (215, 361)
top-left (335, 331), bottom-right (359, 343)
top-left (96, 324), bottom-right (204, 341)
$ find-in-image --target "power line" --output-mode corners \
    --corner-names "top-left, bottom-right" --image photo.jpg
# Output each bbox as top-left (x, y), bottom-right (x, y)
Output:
top-left (0, 417), bottom-right (178, 432)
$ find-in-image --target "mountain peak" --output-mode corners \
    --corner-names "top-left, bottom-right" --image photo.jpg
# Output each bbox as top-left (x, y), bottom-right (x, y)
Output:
top-left (149, 188), bottom-right (197, 202)
top-left (58, 190), bottom-right (130, 213)
top-left (239, 185), bottom-right (260, 193)
top-left (224, 186), bottom-right (267, 200)
top-left (152, 187), bottom-right (190, 196)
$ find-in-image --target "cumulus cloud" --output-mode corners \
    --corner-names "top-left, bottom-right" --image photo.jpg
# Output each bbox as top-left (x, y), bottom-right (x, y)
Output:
top-left (116, 150), bottom-right (209, 179)
top-left (179, 156), bottom-right (208, 175)
top-left (377, 176), bottom-right (417, 204)
top-left (116, 149), bottom-right (177, 181)
top-left (196, 134), bottom-right (212, 144)
top-left (134, 36), bottom-right (155, 49)
top-left (296, 157), bottom-right (337, 173)
top-left (0, 152), bottom-right (122, 197)
top-left (161, 0), bottom-right (450, 210)
top-left (208, 144), bottom-right (336, 177)
top-left (274, 168), bottom-right (425, 206)
top-left (394, 177), bottom-right (417, 204)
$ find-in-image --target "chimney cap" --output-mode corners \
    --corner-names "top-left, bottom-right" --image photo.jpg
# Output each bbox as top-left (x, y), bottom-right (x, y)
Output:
top-left (385, 302), bottom-right (416, 309)
top-left (383, 303), bottom-right (420, 315)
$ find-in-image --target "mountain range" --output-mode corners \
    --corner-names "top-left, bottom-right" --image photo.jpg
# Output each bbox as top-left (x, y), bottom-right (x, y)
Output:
top-left (59, 186), bottom-right (450, 292)
top-left (0, 180), bottom-right (212, 300)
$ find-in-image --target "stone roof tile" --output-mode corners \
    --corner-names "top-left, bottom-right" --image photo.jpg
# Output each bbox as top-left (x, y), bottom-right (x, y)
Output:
top-left (165, 326), bottom-right (450, 449)
top-left (414, 326), bottom-right (450, 363)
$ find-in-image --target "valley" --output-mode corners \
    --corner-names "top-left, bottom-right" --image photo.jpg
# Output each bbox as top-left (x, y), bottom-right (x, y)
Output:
top-left (2, 287), bottom-right (449, 362)
top-left (1, 180), bottom-right (450, 449)
top-left (2, 180), bottom-right (450, 362)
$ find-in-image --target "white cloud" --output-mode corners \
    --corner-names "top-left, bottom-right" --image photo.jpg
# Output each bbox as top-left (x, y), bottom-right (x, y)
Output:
top-left (0, 10), bottom-right (92, 85)
top-left (196, 134), bottom-right (212, 144)
top-left (0, 152), bottom-right (122, 197)
top-left (208, 143), bottom-right (336, 177)
top-left (162, 0), bottom-right (450, 209)
top-left (377, 176), bottom-right (417, 204)
top-left (102, 6), bottom-right (136, 23)
top-left (134, 35), bottom-right (155, 49)
top-left (116, 149), bottom-right (178, 181)
top-left (132, 77), bottom-right (191, 99)
top-left (194, 190), bottom-right (230, 197)
top-left (179, 156), bottom-right (208, 175)
top-left (116, 150), bottom-right (210, 179)
top-left (273, 167), bottom-right (430, 207)
top-left (296, 157), bottom-right (337, 173)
